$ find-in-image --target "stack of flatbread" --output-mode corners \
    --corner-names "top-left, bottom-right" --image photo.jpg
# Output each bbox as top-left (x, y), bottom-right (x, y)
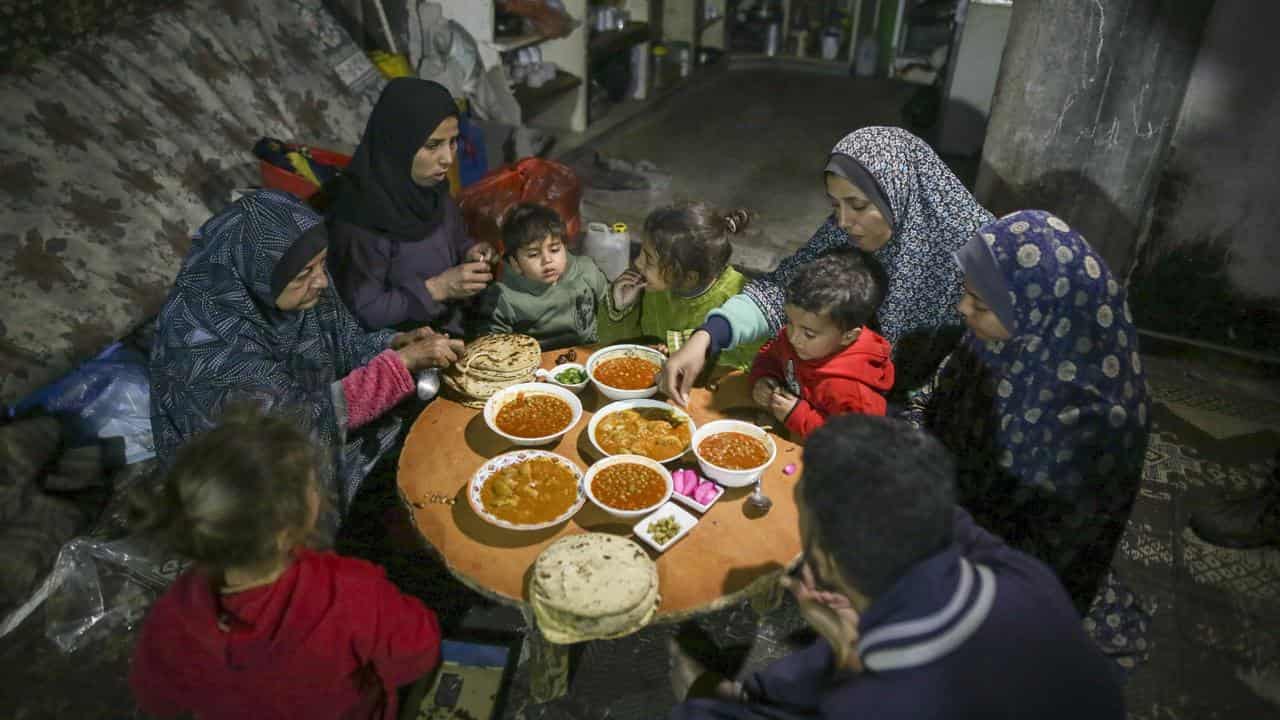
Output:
top-left (443, 333), bottom-right (541, 408)
top-left (530, 533), bottom-right (660, 644)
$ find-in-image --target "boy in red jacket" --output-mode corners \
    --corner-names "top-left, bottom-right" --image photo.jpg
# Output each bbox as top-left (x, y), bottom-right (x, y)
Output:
top-left (750, 250), bottom-right (894, 439)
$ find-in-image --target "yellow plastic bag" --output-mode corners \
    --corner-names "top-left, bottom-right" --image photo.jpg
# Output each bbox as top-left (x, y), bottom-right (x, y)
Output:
top-left (368, 50), bottom-right (413, 78)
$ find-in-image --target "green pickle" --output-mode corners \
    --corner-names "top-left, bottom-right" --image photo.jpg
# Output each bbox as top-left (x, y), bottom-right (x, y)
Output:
top-left (648, 516), bottom-right (680, 545)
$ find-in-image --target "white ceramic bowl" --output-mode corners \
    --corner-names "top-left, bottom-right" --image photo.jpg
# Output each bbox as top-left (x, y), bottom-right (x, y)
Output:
top-left (483, 382), bottom-right (583, 447)
top-left (583, 454), bottom-right (674, 519)
top-left (536, 362), bottom-right (589, 394)
top-left (690, 420), bottom-right (778, 487)
top-left (585, 344), bottom-right (666, 400)
top-left (467, 450), bottom-right (586, 531)
top-left (586, 399), bottom-right (697, 464)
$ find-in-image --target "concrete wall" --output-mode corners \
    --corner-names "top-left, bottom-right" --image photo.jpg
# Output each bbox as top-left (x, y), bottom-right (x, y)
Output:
top-left (1127, 0), bottom-right (1280, 355)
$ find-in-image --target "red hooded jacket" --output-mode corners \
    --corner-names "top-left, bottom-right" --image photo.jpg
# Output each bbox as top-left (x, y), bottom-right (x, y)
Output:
top-left (749, 327), bottom-right (894, 439)
top-left (130, 549), bottom-right (441, 720)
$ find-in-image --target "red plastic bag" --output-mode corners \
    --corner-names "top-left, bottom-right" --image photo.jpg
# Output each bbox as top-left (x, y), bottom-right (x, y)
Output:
top-left (457, 158), bottom-right (582, 255)
top-left (497, 0), bottom-right (575, 38)
top-left (258, 146), bottom-right (351, 201)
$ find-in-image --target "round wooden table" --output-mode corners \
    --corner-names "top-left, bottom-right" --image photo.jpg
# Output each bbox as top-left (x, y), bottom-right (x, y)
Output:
top-left (397, 348), bottom-right (804, 700)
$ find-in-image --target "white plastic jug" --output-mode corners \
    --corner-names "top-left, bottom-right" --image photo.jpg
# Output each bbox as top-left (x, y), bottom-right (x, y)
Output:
top-left (583, 222), bottom-right (630, 280)
top-left (855, 36), bottom-right (878, 77)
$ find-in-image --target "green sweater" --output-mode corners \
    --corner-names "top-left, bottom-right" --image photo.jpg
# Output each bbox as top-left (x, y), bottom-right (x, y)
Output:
top-left (597, 266), bottom-right (764, 370)
top-left (473, 254), bottom-right (610, 349)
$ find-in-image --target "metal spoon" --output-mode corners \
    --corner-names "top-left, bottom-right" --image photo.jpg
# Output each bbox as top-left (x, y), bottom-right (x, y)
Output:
top-left (415, 368), bottom-right (441, 401)
top-left (746, 475), bottom-right (772, 514)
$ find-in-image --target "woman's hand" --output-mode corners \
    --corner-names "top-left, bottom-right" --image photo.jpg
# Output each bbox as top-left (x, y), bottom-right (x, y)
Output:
top-left (658, 331), bottom-right (710, 407)
top-left (752, 377), bottom-right (781, 408)
top-left (425, 260), bottom-right (493, 302)
top-left (391, 326), bottom-right (438, 349)
top-left (396, 334), bottom-right (465, 372)
top-left (465, 242), bottom-right (498, 266)
top-left (780, 560), bottom-right (863, 673)
top-left (610, 269), bottom-right (647, 309)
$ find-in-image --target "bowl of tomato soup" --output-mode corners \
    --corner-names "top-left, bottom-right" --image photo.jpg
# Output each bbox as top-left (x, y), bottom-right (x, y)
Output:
top-left (484, 383), bottom-right (583, 446)
top-left (583, 454), bottom-right (673, 518)
top-left (586, 345), bottom-right (666, 400)
top-left (691, 420), bottom-right (777, 486)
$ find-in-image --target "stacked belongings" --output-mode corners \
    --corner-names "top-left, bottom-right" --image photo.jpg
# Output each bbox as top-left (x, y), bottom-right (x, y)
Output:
top-left (443, 333), bottom-right (541, 408)
top-left (530, 533), bottom-right (660, 644)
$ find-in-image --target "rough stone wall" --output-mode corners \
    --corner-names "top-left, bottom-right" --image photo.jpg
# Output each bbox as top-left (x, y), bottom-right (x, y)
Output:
top-left (1127, 0), bottom-right (1280, 354)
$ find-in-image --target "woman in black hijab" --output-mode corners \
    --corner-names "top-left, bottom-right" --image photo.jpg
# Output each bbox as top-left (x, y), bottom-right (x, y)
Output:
top-left (327, 78), bottom-right (495, 333)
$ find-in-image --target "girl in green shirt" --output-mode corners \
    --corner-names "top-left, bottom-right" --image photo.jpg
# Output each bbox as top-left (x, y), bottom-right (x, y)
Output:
top-left (599, 202), bottom-right (764, 369)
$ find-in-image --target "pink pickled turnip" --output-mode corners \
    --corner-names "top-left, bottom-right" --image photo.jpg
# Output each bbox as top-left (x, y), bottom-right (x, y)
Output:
top-left (674, 469), bottom-right (694, 496)
top-left (694, 481), bottom-right (719, 506)
top-left (782, 463), bottom-right (797, 476)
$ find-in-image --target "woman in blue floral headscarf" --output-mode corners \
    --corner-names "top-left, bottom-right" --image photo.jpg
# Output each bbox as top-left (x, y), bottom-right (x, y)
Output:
top-left (905, 210), bottom-right (1150, 664)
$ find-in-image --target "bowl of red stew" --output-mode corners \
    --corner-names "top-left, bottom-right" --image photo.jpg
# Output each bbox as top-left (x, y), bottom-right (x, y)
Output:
top-left (583, 454), bottom-right (673, 518)
top-left (484, 383), bottom-right (583, 447)
top-left (586, 344), bottom-right (666, 400)
top-left (691, 420), bottom-right (777, 487)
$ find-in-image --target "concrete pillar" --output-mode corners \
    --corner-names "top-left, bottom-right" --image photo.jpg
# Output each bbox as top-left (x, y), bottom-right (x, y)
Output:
top-left (975, 0), bottom-right (1215, 278)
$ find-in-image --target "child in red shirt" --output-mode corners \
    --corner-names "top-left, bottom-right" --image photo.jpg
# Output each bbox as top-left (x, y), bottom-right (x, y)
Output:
top-left (129, 406), bottom-right (441, 720)
top-left (750, 250), bottom-right (894, 440)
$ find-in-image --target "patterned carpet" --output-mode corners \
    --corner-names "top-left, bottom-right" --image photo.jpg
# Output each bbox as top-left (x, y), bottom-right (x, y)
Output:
top-left (1118, 394), bottom-right (1280, 719)
top-left (1, 357), bottom-right (1277, 719)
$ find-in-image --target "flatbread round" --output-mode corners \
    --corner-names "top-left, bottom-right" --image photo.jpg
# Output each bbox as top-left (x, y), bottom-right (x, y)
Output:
top-left (529, 534), bottom-right (659, 644)
top-left (444, 333), bottom-right (541, 405)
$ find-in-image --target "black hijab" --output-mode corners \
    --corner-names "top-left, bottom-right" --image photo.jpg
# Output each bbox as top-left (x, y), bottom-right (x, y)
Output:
top-left (332, 78), bottom-right (458, 241)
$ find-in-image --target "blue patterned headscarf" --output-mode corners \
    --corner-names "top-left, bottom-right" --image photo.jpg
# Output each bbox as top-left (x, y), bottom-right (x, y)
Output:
top-left (925, 209), bottom-right (1149, 610)
top-left (956, 210), bottom-right (1148, 489)
top-left (149, 190), bottom-right (399, 512)
top-left (743, 126), bottom-right (994, 345)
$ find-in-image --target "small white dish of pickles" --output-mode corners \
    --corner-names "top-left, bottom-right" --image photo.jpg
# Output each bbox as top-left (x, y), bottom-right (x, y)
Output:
top-left (633, 501), bottom-right (697, 553)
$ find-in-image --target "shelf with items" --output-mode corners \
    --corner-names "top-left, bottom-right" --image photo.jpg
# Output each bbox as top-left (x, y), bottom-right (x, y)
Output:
top-left (588, 21), bottom-right (653, 64)
top-left (493, 31), bottom-right (557, 52)
top-left (512, 70), bottom-right (584, 117)
top-left (444, 1), bottom-right (657, 134)
top-left (723, 0), bottom-right (886, 72)
top-left (696, 13), bottom-right (726, 38)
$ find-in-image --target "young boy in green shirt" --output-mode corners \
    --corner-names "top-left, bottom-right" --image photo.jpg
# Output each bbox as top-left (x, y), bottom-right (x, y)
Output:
top-left (472, 203), bottom-right (609, 349)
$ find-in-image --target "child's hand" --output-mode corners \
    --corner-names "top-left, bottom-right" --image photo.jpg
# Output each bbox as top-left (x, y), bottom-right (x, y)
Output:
top-left (752, 378), bottom-right (781, 408)
top-left (611, 269), bottom-right (647, 309)
top-left (769, 390), bottom-right (799, 421)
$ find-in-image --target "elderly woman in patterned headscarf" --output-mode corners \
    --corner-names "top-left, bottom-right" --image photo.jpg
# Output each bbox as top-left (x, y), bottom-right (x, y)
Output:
top-left (906, 211), bottom-right (1150, 651)
top-left (660, 126), bottom-right (994, 405)
top-left (149, 191), bottom-right (462, 524)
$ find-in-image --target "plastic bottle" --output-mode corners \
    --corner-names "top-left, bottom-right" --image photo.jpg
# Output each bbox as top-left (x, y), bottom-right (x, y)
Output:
top-left (855, 35), bottom-right (878, 77)
top-left (630, 43), bottom-right (649, 99)
top-left (583, 222), bottom-right (630, 280)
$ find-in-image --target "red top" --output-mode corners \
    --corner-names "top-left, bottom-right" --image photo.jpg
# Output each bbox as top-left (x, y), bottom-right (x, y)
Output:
top-left (130, 549), bottom-right (441, 720)
top-left (749, 327), bottom-right (894, 439)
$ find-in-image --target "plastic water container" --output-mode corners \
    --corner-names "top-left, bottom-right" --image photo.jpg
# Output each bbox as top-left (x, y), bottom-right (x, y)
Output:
top-left (855, 36), bottom-right (878, 77)
top-left (583, 222), bottom-right (630, 280)
top-left (629, 43), bottom-right (649, 99)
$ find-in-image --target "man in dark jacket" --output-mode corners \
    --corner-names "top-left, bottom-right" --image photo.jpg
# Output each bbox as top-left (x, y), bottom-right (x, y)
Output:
top-left (671, 415), bottom-right (1125, 719)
